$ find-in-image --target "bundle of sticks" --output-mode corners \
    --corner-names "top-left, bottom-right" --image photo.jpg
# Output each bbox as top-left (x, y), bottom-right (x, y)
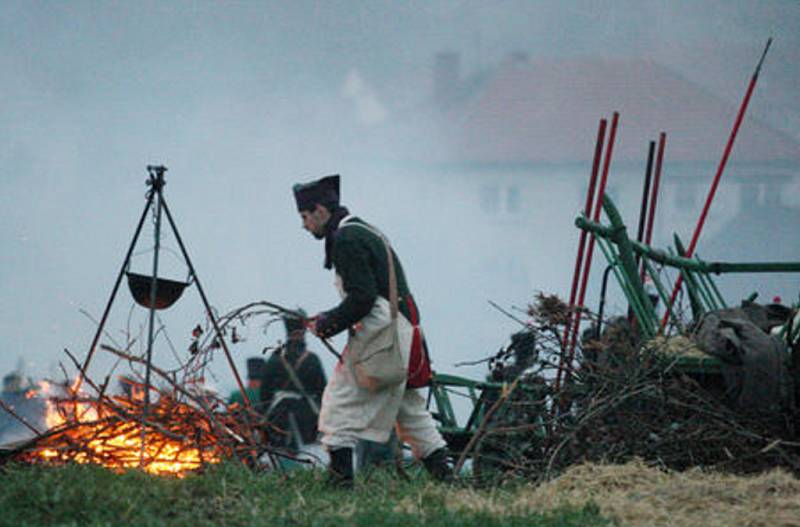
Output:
top-left (467, 294), bottom-right (800, 484)
top-left (3, 350), bottom-right (263, 476)
top-left (12, 390), bottom-right (243, 476)
top-left (1, 300), bottom-right (323, 476)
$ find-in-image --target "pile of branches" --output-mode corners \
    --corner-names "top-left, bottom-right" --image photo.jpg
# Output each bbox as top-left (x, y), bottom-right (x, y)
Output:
top-left (1, 346), bottom-right (264, 476)
top-left (465, 293), bottom-right (800, 483)
top-left (0, 301), bottom-right (310, 475)
top-left (12, 390), bottom-right (241, 475)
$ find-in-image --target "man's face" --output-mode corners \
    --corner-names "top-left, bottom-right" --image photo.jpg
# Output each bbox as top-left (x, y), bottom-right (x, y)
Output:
top-left (300, 204), bottom-right (331, 239)
top-left (288, 328), bottom-right (306, 342)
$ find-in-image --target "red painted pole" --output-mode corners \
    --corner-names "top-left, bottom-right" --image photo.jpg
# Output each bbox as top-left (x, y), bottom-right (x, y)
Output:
top-left (661, 38), bottom-right (772, 331)
top-left (565, 111), bottom-right (619, 375)
top-left (555, 118), bottom-right (607, 392)
top-left (640, 132), bottom-right (666, 282)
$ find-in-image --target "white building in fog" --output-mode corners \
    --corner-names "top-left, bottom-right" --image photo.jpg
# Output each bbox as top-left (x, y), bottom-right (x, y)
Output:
top-left (383, 52), bottom-right (800, 305)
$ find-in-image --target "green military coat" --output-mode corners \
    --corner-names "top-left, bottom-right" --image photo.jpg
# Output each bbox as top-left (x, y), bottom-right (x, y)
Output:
top-left (320, 216), bottom-right (418, 336)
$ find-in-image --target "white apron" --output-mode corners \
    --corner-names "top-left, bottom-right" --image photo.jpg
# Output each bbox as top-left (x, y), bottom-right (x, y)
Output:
top-left (318, 222), bottom-right (447, 458)
top-left (318, 294), bottom-right (414, 445)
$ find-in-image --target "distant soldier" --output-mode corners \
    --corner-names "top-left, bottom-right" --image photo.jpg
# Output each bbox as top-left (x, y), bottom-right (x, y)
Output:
top-left (261, 311), bottom-right (327, 448)
top-left (228, 358), bottom-right (267, 413)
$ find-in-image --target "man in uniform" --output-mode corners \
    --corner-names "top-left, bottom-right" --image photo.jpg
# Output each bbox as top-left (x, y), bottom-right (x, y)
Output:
top-left (260, 311), bottom-right (327, 448)
top-left (228, 358), bottom-right (267, 413)
top-left (292, 174), bottom-right (451, 486)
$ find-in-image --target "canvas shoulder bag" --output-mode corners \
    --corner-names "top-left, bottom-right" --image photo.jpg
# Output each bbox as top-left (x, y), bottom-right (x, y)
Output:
top-left (340, 221), bottom-right (408, 391)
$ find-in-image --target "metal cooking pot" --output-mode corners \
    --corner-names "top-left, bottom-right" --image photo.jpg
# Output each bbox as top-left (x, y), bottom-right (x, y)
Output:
top-left (126, 272), bottom-right (189, 310)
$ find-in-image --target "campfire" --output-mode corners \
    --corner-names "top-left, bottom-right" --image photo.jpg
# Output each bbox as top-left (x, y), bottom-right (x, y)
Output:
top-left (7, 373), bottom-right (259, 477)
top-left (1, 299), bottom-right (311, 477)
top-left (0, 171), bottom-right (336, 478)
top-left (1, 331), bottom-right (270, 477)
top-left (31, 394), bottom-right (215, 476)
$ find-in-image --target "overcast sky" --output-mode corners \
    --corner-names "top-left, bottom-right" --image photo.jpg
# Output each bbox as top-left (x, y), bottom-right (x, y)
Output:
top-left (2, 1), bottom-right (798, 396)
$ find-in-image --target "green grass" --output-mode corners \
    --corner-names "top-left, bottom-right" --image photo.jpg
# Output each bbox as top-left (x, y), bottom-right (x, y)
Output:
top-left (0, 462), bottom-right (613, 527)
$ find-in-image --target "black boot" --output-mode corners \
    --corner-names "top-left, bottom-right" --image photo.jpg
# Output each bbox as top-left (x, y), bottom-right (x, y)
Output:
top-left (327, 447), bottom-right (354, 489)
top-left (422, 448), bottom-right (453, 482)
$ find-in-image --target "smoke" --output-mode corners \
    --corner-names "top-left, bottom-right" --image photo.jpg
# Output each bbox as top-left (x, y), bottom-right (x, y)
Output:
top-left (1, 1), bottom-right (798, 397)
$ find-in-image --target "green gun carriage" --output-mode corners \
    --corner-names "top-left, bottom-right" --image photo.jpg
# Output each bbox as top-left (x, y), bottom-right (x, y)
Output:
top-left (428, 195), bottom-right (799, 470)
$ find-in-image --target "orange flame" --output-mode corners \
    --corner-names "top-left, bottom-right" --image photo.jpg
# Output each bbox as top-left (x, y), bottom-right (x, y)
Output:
top-left (31, 388), bottom-right (222, 477)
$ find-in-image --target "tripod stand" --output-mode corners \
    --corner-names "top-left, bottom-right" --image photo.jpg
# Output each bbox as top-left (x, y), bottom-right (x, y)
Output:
top-left (75, 166), bottom-right (253, 466)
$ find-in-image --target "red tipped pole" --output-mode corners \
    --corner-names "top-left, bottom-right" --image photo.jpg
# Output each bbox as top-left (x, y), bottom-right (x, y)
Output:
top-left (661, 38), bottom-right (772, 331)
top-left (563, 111), bottom-right (619, 381)
top-left (557, 118), bottom-right (607, 378)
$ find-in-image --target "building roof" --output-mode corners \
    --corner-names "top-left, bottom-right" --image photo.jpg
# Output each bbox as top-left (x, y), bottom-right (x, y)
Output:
top-left (416, 56), bottom-right (800, 166)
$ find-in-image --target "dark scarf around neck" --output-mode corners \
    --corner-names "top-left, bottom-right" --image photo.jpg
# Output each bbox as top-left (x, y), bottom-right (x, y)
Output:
top-left (323, 206), bottom-right (350, 269)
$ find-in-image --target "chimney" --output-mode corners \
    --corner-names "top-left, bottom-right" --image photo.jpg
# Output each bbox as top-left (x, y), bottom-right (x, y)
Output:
top-left (434, 51), bottom-right (460, 109)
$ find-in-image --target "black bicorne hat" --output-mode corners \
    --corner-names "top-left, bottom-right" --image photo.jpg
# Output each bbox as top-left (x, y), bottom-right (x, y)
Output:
top-left (292, 174), bottom-right (340, 212)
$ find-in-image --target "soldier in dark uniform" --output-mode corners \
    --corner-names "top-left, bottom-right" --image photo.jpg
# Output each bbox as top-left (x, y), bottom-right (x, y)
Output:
top-left (293, 174), bottom-right (451, 487)
top-left (228, 358), bottom-right (267, 413)
top-left (260, 311), bottom-right (326, 448)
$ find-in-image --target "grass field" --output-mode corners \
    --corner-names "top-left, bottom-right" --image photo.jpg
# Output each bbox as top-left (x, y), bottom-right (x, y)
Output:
top-left (0, 462), bottom-right (611, 527)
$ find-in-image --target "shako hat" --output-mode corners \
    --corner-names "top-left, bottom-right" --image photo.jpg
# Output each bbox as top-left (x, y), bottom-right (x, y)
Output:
top-left (283, 308), bottom-right (308, 333)
top-left (246, 357), bottom-right (266, 379)
top-left (292, 174), bottom-right (340, 212)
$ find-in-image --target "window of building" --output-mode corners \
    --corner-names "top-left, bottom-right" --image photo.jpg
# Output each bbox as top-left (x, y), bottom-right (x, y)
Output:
top-left (506, 185), bottom-right (521, 213)
top-left (738, 183), bottom-right (760, 209)
top-left (480, 185), bottom-right (500, 214)
top-left (764, 184), bottom-right (781, 206)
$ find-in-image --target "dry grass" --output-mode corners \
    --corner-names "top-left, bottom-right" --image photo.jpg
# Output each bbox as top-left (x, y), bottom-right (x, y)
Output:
top-left (438, 460), bottom-right (800, 527)
top-left (645, 335), bottom-right (708, 358)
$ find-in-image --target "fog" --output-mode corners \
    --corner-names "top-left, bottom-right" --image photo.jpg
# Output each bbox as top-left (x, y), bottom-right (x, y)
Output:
top-left (2, 1), bottom-right (799, 399)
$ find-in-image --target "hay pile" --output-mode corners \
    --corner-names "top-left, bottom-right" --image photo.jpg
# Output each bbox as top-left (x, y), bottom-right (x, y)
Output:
top-left (645, 335), bottom-right (707, 358)
top-left (444, 460), bottom-right (800, 526)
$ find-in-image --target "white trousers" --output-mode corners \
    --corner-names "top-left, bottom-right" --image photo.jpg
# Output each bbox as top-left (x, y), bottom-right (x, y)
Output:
top-left (318, 348), bottom-right (446, 460)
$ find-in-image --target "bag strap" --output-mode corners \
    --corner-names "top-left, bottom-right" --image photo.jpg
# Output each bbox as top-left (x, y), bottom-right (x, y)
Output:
top-left (339, 221), bottom-right (398, 322)
top-left (278, 350), bottom-right (310, 390)
top-left (277, 349), bottom-right (320, 415)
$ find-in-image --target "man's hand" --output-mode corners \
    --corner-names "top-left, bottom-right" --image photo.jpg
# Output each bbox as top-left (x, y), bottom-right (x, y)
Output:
top-left (306, 312), bottom-right (338, 338)
top-left (304, 315), bottom-right (321, 336)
